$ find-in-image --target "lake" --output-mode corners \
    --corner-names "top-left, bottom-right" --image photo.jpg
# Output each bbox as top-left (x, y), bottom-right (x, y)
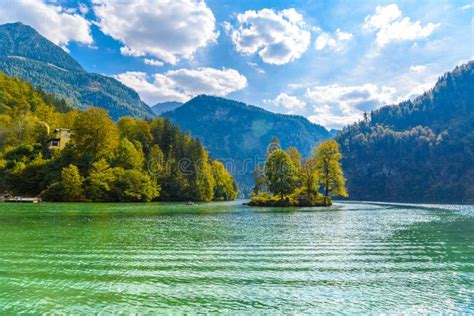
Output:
top-left (0, 201), bottom-right (473, 313)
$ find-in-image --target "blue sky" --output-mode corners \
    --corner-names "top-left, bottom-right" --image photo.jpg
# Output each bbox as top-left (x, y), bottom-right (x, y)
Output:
top-left (0, 0), bottom-right (472, 129)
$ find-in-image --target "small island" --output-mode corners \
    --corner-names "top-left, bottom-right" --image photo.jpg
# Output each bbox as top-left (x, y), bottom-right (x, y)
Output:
top-left (244, 138), bottom-right (348, 207)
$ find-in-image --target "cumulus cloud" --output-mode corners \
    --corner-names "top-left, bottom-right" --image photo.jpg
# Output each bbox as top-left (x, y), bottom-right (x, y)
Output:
top-left (305, 84), bottom-right (399, 129)
top-left (364, 4), bottom-right (440, 48)
top-left (227, 8), bottom-right (311, 65)
top-left (143, 58), bottom-right (164, 67)
top-left (114, 68), bottom-right (247, 105)
top-left (263, 93), bottom-right (305, 114)
top-left (114, 71), bottom-right (186, 104)
top-left (0, 0), bottom-right (93, 47)
top-left (93, 0), bottom-right (219, 65)
top-left (315, 29), bottom-right (352, 52)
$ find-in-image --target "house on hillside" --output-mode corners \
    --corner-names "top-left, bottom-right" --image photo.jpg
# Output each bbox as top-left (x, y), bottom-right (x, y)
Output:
top-left (47, 128), bottom-right (73, 151)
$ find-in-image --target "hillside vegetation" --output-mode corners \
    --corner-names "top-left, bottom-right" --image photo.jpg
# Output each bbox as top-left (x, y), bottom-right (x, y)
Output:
top-left (0, 72), bottom-right (236, 202)
top-left (337, 61), bottom-right (474, 203)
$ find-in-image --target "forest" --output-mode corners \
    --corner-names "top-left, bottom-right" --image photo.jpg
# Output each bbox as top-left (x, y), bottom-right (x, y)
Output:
top-left (0, 72), bottom-right (237, 202)
top-left (337, 62), bottom-right (473, 203)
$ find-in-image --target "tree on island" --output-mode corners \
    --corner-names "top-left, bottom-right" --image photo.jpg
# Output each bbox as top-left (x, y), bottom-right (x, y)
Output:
top-left (246, 138), bottom-right (348, 207)
top-left (314, 140), bottom-right (348, 204)
top-left (264, 149), bottom-right (298, 200)
top-left (301, 156), bottom-right (319, 200)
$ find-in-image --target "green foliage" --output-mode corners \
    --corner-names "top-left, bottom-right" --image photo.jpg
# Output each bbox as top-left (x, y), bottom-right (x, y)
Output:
top-left (189, 145), bottom-right (215, 201)
top-left (147, 144), bottom-right (164, 177)
top-left (264, 149), bottom-right (298, 199)
top-left (336, 61), bottom-right (474, 203)
top-left (83, 159), bottom-right (159, 202)
top-left (0, 71), bottom-right (74, 150)
top-left (84, 159), bottom-right (115, 201)
top-left (41, 164), bottom-right (85, 201)
top-left (72, 107), bottom-right (120, 164)
top-left (301, 157), bottom-right (319, 200)
top-left (314, 140), bottom-right (348, 203)
top-left (0, 22), bottom-right (153, 120)
top-left (114, 138), bottom-right (145, 170)
top-left (0, 72), bottom-right (238, 202)
top-left (286, 147), bottom-right (302, 171)
top-left (245, 191), bottom-right (328, 207)
top-left (109, 168), bottom-right (159, 202)
top-left (211, 160), bottom-right (238, 200)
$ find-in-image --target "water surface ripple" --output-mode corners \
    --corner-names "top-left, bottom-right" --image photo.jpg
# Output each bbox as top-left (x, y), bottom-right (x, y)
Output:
top-left (0, 201), bottom-right (473, 313)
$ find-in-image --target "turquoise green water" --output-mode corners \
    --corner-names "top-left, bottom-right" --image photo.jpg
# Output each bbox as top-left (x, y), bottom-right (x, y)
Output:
top-left (0, 201), bottom-right (473, 313)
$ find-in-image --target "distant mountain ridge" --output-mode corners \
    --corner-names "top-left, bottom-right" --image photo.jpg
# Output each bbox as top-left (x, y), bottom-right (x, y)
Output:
top-left (0, 22), bottom-right (153, 120)
top-left (337, 61), bottom-right (474, 203)
top-left (163, 95), bottom-right (332, 193)
top-left (152, 101), bottom-right (183, 115)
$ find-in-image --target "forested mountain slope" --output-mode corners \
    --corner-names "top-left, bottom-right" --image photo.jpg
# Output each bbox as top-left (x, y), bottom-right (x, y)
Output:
top-left (152, 101), bottom-right (183, 115)
top-left (336, 61), bottom-right (474, 203)
top-left (0, 22), bottom-right (153, 120)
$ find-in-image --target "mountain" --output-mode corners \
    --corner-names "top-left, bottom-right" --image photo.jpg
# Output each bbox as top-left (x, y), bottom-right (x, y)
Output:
top-left (163, 95), bottom-right (332, 193)
top-left (0, 22), bottom-right (153, 120)
top-left (151, 101), bottom-right (183, 115)
top-left (336, 61), bottom-right (474, 203)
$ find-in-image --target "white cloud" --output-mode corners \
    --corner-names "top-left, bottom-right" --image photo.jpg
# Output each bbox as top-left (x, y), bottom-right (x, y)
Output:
top-left (364, 4), bottom-right (440, 48)
top-left (78, 3), bottom-right (89, 15)
top-left (247, 62), bottom-right (266, 74)
top-left (114, 68), bottom-right (247, 105)
top-left (305, 84), bottom-right (399, 129)
top-left (0, 0), bottom-right (93, 47)
top-left (114, 71), bottom-right (186, 104)
top-left (263, 93), bottom-right (305, 114)
top-left (143, 58), bottom-right (164, 67)
top-left (227, 8), bottom-right (311, 65)
top-left (409, 65), bottom-right (427, 73)
top-left (402, 81), bottom-right (435, 100)
top-left (93, 0), bottom-right (219, 65)
top-left (315, 29), bottom-right (352, 52)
